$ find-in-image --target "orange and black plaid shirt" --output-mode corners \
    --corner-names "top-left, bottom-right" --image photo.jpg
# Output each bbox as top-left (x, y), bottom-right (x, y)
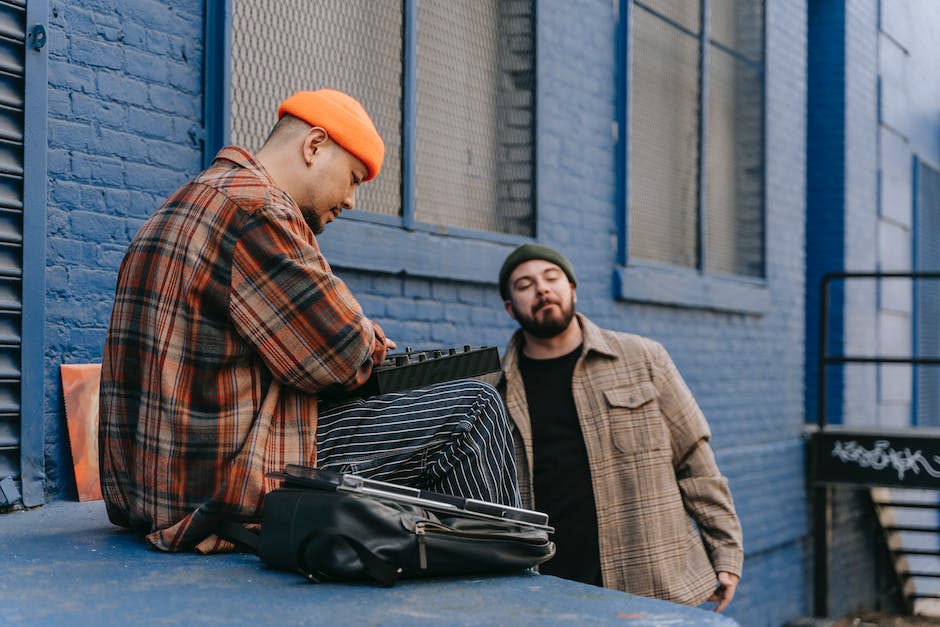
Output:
top-left (99, 147), bottom-right (377, 552)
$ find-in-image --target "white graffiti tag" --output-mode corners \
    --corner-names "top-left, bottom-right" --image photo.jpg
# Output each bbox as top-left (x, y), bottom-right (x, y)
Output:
top-left (831, 439), bottom-right (940, 480)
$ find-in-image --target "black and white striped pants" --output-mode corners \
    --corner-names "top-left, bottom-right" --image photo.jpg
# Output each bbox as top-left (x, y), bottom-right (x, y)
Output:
top-left (316, 379), bottom-right (520, 507)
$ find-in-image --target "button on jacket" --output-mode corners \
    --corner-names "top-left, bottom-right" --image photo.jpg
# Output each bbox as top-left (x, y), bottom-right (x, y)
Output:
top-left (498, 313), bottom-right (743, 605)
top-left (99, 147), bottom-right (377, 553)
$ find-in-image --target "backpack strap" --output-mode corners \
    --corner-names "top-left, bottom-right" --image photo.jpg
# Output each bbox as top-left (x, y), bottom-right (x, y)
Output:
top-left (296, 527), bottom-right (401, 587)
top-left (217, 520), bottom-right (261, 554)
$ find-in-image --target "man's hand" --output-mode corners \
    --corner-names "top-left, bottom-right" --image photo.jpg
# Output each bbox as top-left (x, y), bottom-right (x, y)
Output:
top-left (370, 321), bottom-right (396, 365)
top-left (707, 572), bottom-right (739, 613)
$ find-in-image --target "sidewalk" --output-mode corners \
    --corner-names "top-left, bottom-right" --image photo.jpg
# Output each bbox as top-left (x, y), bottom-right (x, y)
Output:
top-left (1, 499), bottom-right (737, 626)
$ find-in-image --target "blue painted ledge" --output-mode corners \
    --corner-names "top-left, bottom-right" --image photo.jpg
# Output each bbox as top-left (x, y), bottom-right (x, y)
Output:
top-left (0, 500), bottom-right (738, 626)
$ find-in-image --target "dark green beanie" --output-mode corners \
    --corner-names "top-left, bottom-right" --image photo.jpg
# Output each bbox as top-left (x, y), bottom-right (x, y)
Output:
top-left (499, 244), bottom-right (577, 300)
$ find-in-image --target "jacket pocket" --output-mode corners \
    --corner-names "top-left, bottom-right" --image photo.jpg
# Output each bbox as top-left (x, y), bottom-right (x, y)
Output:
top-left (604, 382), bottom-right (670, 454)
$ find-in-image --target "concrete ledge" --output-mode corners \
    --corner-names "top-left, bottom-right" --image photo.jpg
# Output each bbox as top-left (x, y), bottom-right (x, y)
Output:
top-left (0, 500), bottom-right (738, 626)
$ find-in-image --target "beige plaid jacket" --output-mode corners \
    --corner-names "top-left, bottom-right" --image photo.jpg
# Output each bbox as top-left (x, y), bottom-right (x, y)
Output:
top-left (497, 314), bottom-right (743, 605)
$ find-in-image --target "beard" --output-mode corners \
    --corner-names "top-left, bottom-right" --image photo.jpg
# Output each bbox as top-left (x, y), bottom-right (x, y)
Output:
top-left (511, 298), bottom-right (576, 339)
top-left (305, 213), bottom-right (325, 235)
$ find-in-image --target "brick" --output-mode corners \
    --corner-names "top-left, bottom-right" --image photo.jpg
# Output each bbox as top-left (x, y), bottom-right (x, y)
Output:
top-left (68, 211), bottom-right (127, 244)
top-left (124, 48), bottom-right (170, 84)
top-left (97, 73), bottom-right (150, 108)
top-left (48, 63), bottom-right (96, 94)
top-left (126, 106), bottom-right (174, 138)
top-left (122, 21), bottom-right (148, 48)
top-left (386, 298), bottom-right (416, 321)
top-left (97, 245), bottom-right (128, 270)
top-left (52, 181), bottom-right (83, 208)
top-left (167, 60), bottom-right (202, 94)
top-left (48, 119), bottom-right (96, 152)
top-left (355, 294), bottom-right (386, 318)
top-left (46, 209), bottom-right (70, 237)
top-left (46, 24), bottom-right (69, 59)
top-left (73, 93), bottom-right (129, 129)
top-left (403, 278), bottom-right (431, 299)
top-left (70, 154), bottom-right (125, 187)
top-left (69, 267), bottom-right (119, 295)
top-left (48, 90), bottom-right (72, 117)
top-left (68, 327), bottom-right (108, 354)
top-left (98, 127), bottom-right (149, 161)
top-left (99, 187), bottom-right (134, 214)
top-left (69, 36), bottom-right (124, 71)
top-left (430, 322), bottom-right (457, 343)
top-left (149, 84), bottom-right (197, 116)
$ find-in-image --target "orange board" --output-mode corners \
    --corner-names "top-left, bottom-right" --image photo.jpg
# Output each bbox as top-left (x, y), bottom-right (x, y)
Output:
top-left (61, 364), bottom-right (103, 502)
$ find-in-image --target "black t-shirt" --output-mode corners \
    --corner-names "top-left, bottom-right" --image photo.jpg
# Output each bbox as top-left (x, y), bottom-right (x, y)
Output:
top-left (519, 344), bottom-right (602, 586)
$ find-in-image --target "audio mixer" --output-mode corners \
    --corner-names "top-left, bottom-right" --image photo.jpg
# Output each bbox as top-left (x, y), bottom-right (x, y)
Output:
top-left (321, 345), bottom-right (501, 400)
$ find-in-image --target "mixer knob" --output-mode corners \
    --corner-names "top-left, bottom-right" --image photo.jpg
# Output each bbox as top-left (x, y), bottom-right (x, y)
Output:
top-left (433, 350), bottom-right (442, 359)
top-left (418, 353), bottom-right (427, 362)
top-left (395, 355), bottom-right (407, 366)
top-left (448, 348), bottom-right (457, 355)
top-left (463, 345), bottom-right (471, 352)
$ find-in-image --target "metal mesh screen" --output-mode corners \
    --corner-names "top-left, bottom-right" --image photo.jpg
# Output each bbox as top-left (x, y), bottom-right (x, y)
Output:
top-left (628, 3), bottom-right (701, 268)
top-left (230, 0), bottom-right (403, 217)
top-left (704, 42), bottom-right (763, 276)
top-left (710, 0), bottom-right (763, 63)
top-left (916, 161), bottom-right (940, 425)
top-left (629, 0), bottom-right (763, 276)
top-left (414, 0), bottom-right (535, 236)
top-left (639, 0), bottom-right (700, 33)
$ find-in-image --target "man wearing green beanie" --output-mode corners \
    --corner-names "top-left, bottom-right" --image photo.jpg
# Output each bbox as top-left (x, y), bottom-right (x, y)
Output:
top-left (496, 243), bottom-right (743, 612)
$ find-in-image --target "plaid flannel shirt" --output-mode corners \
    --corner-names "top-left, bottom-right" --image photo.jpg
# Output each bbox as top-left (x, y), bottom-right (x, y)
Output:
top-left (498, 314), bottom-right (743, 605)
top-left (99, 147), bottom-right (377, 552)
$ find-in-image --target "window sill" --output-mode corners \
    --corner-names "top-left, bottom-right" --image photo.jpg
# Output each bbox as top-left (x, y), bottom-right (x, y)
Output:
top-left (318, 216), bottom-right (526, 284)
top-left (614, 262), bottom-right (769, 315)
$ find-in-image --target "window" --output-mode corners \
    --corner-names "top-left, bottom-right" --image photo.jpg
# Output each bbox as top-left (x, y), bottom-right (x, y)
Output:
top-left (229, 0), bottom-right (535, 237)
top-left (915, 158), bottom-right (940, 425)
top-left (626, 0), bottom-right (764, 278)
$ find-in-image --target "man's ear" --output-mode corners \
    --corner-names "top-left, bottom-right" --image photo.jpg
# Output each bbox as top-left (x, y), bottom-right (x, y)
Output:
top-left (503, 300), bottom-right (516, 319)
top-left (302, 126), bottom-right (329, 166)
top-left (571, 284), bottom-right (577, 305)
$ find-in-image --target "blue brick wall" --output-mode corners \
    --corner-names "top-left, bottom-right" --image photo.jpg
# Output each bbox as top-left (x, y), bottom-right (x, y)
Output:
top-left (841, 0), bottom-right (879, 429)
top-left (44, 0), bottom-right (204, 495)
top-left (527, 1), bottom-right (810, 624)
top-left (35, 0), bottom-right (920, 623)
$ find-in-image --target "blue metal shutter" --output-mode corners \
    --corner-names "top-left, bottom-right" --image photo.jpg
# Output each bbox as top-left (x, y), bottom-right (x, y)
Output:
top-left (0, 0), bottom-right (38, 508)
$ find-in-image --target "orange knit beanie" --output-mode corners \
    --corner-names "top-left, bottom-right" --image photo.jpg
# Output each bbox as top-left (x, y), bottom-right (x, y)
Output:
top-left (277, 89), bottom-right (385, 181)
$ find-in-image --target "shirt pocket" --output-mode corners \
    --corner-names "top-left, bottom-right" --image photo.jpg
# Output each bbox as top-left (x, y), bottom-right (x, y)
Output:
top-left (604, 382), bottom-right (670, 455)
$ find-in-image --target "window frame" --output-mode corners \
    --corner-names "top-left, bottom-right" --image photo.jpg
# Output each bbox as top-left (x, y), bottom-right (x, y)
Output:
top-left (205, 0), bottom-right (537, 280)
top-left (614, 0), bottom-right (769, 314)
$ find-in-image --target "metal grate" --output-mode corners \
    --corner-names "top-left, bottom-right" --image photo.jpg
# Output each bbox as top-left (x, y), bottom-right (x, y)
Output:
top-left (710, 0), bottom-right (763, 63)
top-left (0, 0), bottom-right (23, 490)
top-left (639, 0), bottom-right (700, 34)
top-left (628, 0), bottom-right (763, 277)
top-left (230, 0), bottom-right (403, 217)
top-left (230, 0), bottom-right (534, 236)
top-left (704, 44), bottom-right (763, 276)
top-left (916, 160), bottom-right (940, 426)
top-left (414, 0), bottom-right (534, 236)
top-left (629, 4), bottom-right (701, 269)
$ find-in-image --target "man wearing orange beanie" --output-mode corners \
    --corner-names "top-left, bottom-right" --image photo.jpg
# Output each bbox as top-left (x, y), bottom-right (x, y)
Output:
top-left (99, 89), bottom-right (520, 553)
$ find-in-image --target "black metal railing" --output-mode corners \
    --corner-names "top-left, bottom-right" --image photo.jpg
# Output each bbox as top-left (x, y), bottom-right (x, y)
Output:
top-left (817, 271), bottom-right (940, 430)
top-left (812, 271), bottom-right (940, 616)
